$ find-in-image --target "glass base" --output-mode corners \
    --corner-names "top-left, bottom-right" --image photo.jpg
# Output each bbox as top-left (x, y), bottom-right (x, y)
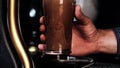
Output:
top-left (45, 50), bottom-right (71, 55)
top-left (45, 51), bottom-right (62, 55)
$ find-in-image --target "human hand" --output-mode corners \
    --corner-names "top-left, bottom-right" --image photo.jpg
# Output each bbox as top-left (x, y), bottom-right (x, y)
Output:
top-left (38, 5), bottom-right (117, 56)
top-left (38, 5), bottom-right (98, 56)
top-left (71, 5), bottom-right (99, 56)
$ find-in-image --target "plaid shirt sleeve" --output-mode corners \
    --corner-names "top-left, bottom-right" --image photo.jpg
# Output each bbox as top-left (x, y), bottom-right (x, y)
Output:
top-left (113, 27), bottom-right (120, 56)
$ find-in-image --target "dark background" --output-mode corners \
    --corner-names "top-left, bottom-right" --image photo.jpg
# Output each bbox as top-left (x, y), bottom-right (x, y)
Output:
top-left (95, 0), bottom-right (120, 29)
top-left (0, 0), bottom-right (120, 68)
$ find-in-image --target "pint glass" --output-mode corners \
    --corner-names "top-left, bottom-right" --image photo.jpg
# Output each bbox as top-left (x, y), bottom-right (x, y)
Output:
top-left (43, 0), bottom-right (75, 55)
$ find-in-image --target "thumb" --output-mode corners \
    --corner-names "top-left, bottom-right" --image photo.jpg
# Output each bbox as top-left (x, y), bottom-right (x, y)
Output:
top-left (74, 5), bottom-right (97, 37)
top-left (75, 5), bottom-right (92, 25)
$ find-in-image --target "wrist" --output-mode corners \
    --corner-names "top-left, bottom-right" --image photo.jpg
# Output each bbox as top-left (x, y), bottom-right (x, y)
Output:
top-left (96, 29), bottom-right (117, 54)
